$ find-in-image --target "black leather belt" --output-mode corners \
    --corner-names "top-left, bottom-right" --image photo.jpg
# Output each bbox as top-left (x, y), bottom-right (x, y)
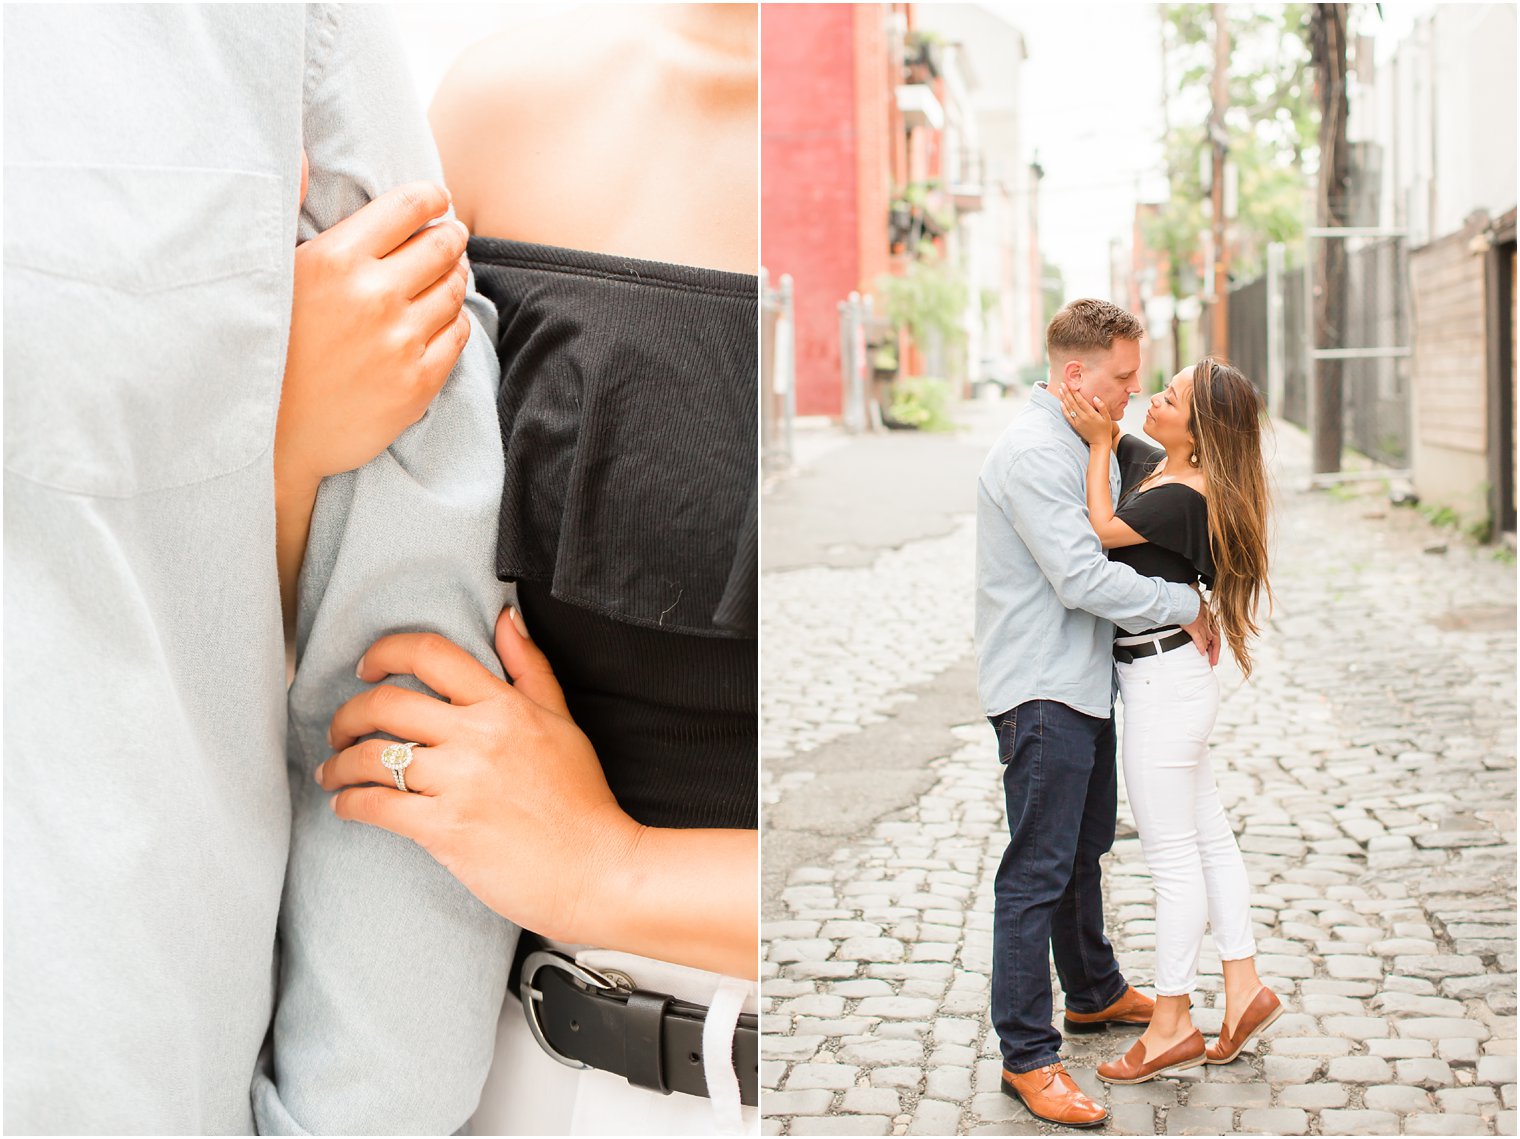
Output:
top-left (511, 935), bottom-right (758, 1107)
top-left (1113, 629), bottom-right (1192, 662)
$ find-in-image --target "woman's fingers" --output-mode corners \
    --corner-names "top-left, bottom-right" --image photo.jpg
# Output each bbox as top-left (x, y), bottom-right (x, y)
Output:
top-left (1061, 383), bottom-right (1097, 421)
top-left (329, 683), bottom-right (456, 751)
top-left (316, 738), bottom-right (443, 796)
top-left (357, 631), bottom-right (506, 706)
top-left (331, 784), bottom-right (436, 845)
top-left (1063, 387), bottom-right (1111, 440)
top-left (409, 258), bottom-right (469, 344)
top-left (418, 310), bottom-right (472, 387)
top-left (1059, 384), bottom-right (1084, 417)
top-left (388, 216), bottom-right (470, 298)
top-left (325, 181), bottom-right (453, 260)
top-left (494, 606), bottom-right (571, 718)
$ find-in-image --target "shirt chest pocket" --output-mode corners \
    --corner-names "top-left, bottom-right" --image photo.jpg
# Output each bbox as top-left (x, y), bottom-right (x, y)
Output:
top-left (3, 164), bottom-right (287, 497)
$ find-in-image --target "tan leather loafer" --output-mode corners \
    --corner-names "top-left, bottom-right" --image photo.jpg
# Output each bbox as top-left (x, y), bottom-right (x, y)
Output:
top-left (1096, 1029), bottom-right (1206, 1084)
top-left (1061, 985), bottom-right (1155, 1034)
top-left (1206, 985), bottom-right (1283, 1063)
top-left (1000, 1061), bottom-right (1108, 1128)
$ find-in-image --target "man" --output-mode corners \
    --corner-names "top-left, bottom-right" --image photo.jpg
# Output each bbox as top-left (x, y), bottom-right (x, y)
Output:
top-left (4, 7), bottom-right (513, 1132)
top-left (974, 299), bottom-right (1216, 1128)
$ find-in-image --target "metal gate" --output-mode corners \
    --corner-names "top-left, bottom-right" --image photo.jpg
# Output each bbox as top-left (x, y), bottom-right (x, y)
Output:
top-left (761, 268), bottom-right (795, 473)
top-left (1300, 226), bottom-right (1414, 481)
top-left (837, 291), bottom-right (874, 434)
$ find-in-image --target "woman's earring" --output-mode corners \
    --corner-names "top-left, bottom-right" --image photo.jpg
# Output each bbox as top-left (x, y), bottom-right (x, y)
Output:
top-left (1189, 452), bottom-right (1200, 466)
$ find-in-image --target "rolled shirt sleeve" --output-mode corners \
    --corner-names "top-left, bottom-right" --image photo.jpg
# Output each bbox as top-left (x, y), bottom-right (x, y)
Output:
top-left (252, 6), bottom-right (516, 1134)
top-left (999, 446), bottom-right (1200, 633)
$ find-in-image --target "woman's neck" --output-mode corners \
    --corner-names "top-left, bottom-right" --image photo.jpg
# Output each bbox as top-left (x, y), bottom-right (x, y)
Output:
top-left (648, 4), bottom-right (758, 61)
top-left (1159, 444), bottom-right (1198, 480)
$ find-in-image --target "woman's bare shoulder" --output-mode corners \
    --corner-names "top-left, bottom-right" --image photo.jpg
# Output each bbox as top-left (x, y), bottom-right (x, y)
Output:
top-left (431, 16), bottom-right (634, 127)
top-left (429, 19), bottom-right (632, 227)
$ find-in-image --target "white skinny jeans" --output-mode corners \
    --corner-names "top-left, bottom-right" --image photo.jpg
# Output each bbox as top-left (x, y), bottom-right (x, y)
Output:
top-left (1116, 635), bottom-right (1256, 996)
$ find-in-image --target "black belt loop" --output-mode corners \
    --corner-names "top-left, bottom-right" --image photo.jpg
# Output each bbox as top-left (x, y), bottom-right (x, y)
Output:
top-left (624, 990), bottom-right (673, 1095)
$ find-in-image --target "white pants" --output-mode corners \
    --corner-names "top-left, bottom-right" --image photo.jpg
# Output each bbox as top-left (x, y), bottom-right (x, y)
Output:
top-left (470, 943), bottom-right (760, 1136)
top-left (1116, 637), bottom-right (1256, 996)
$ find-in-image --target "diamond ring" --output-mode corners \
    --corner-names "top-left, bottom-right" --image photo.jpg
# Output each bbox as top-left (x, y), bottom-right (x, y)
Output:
top-left (379, 741), bottom-right (421, 793)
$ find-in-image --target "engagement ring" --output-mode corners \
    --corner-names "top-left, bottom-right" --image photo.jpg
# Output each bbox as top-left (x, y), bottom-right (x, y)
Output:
top-left (379, 741), bottom-right (421, 793)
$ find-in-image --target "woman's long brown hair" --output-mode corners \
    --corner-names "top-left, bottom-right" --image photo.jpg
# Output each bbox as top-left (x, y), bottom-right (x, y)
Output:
top-left (1189, 358), bottom-right (1274, 680)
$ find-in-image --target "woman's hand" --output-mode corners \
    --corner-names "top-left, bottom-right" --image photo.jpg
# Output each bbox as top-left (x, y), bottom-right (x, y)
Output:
top-left (276, 181), bottom-right (472, 500)
top-left (316, 608), bottom-right (642, 944)
top-left (1056, 380), bottom-right (1113, 447)
top-left (274, 170), bottom-right (473, 640)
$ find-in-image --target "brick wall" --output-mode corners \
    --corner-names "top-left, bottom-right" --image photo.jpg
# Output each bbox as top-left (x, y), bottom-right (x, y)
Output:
top-left (853, 5), bottom-right (893, 299)
top-left (1409, 217), bottom-right (1490, 454)
top-left (761, 5), bottom-right (860, 418)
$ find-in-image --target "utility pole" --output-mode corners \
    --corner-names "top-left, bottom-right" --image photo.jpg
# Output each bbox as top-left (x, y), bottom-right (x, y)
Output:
top-left (1158, 8), bottom-right (1183, 375)
top-left (1029, 157), bottom-right (1044, 362)
top-left (1310, 3), bottom-right (1349, 474)
top-left (1209, 5), bottom-right (1231, 358)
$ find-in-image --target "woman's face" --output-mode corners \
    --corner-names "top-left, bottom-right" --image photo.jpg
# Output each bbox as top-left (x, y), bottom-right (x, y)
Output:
top-left (1143, 368), bottom-right (1195, 452)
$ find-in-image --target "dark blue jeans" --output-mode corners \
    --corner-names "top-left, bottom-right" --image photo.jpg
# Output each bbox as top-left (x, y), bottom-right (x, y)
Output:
top-left (990, 699), bottom-right (1129, 1073)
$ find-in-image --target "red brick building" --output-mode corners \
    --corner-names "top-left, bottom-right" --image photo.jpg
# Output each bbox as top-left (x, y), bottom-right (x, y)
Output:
top-left (762, 4), bottom-right (916, 418)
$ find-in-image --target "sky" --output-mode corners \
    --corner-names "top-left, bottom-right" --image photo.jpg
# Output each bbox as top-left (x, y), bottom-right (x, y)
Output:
top-left (984, 1), bottom-right (1172, 299)
top-left (979, 1), bottom-right (1436, 301)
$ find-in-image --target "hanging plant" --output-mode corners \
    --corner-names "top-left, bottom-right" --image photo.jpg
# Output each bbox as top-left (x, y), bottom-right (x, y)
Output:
top-left (873, 247), bottom-right (969, 351)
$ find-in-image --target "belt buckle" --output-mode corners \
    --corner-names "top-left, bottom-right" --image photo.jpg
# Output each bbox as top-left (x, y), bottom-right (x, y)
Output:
top-left (519, 949), bottom-right (620, 1070)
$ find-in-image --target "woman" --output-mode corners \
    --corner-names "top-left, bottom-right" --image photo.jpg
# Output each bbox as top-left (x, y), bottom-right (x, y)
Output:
top-left (1056, 360), bottom-right (1282, 1084)
top-left (284, 6), bottom-right (759, 1134)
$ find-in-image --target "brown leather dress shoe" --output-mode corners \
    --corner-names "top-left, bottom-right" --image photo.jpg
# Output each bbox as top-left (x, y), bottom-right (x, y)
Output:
top-left (1206, 985), bottom-right (1283, 1063)
top-left (1096, 1029), bottom-right (1206, 1084)
top-left (1061, 985), bottom-right (1156, 1034)
top-left (1000, 1061), bottom-right (1108, 1128)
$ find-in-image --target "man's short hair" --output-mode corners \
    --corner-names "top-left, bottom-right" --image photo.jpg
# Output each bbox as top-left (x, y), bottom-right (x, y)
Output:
top-left (1046, 298), bottom-right (1145, 360)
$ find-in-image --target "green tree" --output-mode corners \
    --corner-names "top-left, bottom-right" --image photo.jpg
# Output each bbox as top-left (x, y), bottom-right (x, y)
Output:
top-left (1040, 257), bottom-right (1065, 330)
top-left (1147, 5), bottom-right (1316, 292)
top-left (874, 247), bottom-right (969, 355)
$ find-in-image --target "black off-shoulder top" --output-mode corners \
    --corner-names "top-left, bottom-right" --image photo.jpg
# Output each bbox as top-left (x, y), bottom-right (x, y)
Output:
top-left (1109, 434), bottom-right (1215, 635)
top-left (467, 236), bottom-right (758, 830)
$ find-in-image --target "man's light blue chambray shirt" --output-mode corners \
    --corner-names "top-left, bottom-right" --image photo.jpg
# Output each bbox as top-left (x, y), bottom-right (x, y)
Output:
top-left (5, 7), bottom-right (514, 1134)
top-left (975, 384), bottom-right (1201, 720)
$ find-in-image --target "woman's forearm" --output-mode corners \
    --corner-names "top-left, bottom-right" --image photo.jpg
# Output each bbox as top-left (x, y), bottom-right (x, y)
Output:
top-left (588, 825), bottom-right (759, 979)
top-left (275, 467), bottom-right (320, 642)
top-left (1085, 439), bottom-right (1116, 527)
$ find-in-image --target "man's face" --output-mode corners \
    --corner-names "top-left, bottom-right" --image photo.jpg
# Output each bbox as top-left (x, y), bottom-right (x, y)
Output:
top-left (1067, 339), bottom-right (1141, 421)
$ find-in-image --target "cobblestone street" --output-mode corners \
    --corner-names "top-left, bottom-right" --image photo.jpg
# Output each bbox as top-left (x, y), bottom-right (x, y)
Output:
top-left (760, 396), bottom-right (1517, 1136)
